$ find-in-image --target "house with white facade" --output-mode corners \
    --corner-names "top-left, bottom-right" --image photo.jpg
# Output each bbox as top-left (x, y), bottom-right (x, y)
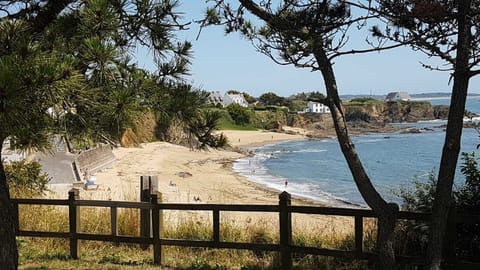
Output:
top-left (223, 93), bottom-right (249, 107)
top-left (385, 91), bottom-right (411, 102)
top-left (304, 101), bottom-right (330, 113)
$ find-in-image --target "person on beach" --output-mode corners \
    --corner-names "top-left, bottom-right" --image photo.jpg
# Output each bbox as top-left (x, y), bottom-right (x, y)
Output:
top-left (285, 179), bottom-right (288, 188)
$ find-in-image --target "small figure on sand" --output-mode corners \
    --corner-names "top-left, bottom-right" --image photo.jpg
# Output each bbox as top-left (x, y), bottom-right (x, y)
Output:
top-left (83, 170), bottom-right (89, 182)
top-left (194, 196), bottom-right (202, 202)
top-left (169, 180), bottom-right (176, 186)
top-left (285, 179), bottom-right (288, 189)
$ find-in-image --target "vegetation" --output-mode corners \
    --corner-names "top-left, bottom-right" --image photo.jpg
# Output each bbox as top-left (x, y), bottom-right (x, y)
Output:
top-left (201, 2), bottom-right (404, 268)
top-left (0, 1), bottom-right (225, 268)
top-left (395, 152), bottom-right (480, 263)
top-left (372, 1), bottom-right (480, 267)
top-left (258, 92), bottom-right (292, 108)
top-left (16, 199), bottom-right (374, 270)
top-left (202, 1), bottom-right (479, 268)
top-left (5, 161), bottom-right (50, 198)
top-left (226, 104), bottom-right (253, 126)
top-left (1, 0), bottom-right (478, 268)
top-left (347, 98), bottom-right (382, 105)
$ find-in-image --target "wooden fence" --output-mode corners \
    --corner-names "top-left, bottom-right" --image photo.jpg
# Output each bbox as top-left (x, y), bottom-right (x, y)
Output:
top-left (11, 189), bottom-right (480, 270)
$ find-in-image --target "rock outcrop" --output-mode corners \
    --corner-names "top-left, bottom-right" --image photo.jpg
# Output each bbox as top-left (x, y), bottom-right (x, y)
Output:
top-left (344, 100), bottom-right (450, 123)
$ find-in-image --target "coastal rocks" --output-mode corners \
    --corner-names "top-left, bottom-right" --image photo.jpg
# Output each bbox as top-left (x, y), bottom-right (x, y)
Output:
top-left (344, 100), bottom-right (448, 123)
top-left (399, 127), bottom-right (435, 134)
top-left (434, 105), bottom-right (449, 119)
top-left (383, 101), bottom-right (435, 122)
top-left (289, 113), bottom-right (334, 129)
top-left (464, 121), bottom-right (480, 128)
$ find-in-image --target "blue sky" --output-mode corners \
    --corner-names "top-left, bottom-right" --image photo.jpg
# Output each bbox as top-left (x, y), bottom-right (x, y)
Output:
top-left (136, 1), bottom-right (480, 98)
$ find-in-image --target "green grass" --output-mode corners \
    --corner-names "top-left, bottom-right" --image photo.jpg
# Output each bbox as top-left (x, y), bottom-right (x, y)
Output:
top-left (217, 122), bottom-right (258, 131)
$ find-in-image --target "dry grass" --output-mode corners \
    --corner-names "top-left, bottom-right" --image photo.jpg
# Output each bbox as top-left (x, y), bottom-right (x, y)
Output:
top-left (17, 200), bottom-right (375, 270)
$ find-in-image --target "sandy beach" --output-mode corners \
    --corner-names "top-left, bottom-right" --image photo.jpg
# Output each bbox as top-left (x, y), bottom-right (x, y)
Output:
top-left (48, 128), bottom-right (353, 234)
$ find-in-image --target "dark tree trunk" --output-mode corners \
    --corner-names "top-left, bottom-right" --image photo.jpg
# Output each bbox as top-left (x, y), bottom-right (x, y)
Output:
top-left (314, 48), bottom-right (398, 269)
top-left (377, 204), bottom-right (399, 269)
top-left (0, 140), bottom-right (19, 269)
top-left (426, 1), bottom-right (472, 269)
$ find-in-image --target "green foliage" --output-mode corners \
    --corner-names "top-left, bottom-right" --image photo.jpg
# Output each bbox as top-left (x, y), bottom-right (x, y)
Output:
top-left (395, 152), bottom-right (480, 261)
top-left (456, 152), bottom-right (480, 261)
top-left (0, 19), bottom-right (84, 152)
top-left (394, 172), bottom-right (437, 213)
top-left (348, 98), bottom-right (379, 104)
top-left (308, 91), bottom-right (326, 100)
top-left (99, 253), bottom-right (123, 265)
top-left (226, 104), bottom-right (253, 126)
top-left (242, 92), bottom-right (256, 104)
top-left (188, 110), bottom-right (229, 149)
top-left (258, 92), bottom-right (287, 106)
top-left (458, 152), bottom-right (480, 210)
top-left (251, 111), bottom-right (287, 130)
top-left (0, 0), bottom-right (194, 150)
top-left (217, 122), bottom-right (258, 131)
top-left (226, 90), bottom-right (240, 94)
top-left (152, 84), bottom-right (211, 144)
top-left (4, 160), bottom-right (51, 197)
top-left (289, 99), bottom-right (308, 112)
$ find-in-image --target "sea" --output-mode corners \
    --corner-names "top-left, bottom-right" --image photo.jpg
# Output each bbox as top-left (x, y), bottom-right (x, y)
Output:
top-left (233, 97), bottom-right (480, 207)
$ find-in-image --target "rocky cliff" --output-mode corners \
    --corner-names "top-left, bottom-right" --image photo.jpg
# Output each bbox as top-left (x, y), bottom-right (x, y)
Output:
top-left (344, 100), bottom-right (449, 123)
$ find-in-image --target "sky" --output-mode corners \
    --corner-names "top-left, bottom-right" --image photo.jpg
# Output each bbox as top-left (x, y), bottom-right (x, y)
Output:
top-left (136, 1), bottom-right (480, 98)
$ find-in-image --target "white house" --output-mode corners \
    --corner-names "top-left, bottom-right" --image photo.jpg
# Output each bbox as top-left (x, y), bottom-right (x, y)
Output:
top-left (385, 91), bottom-right (411, 101)
top-left (223, 93), bottom-right (249, 107)
top-left (305, 101), bottom-right (330, 113)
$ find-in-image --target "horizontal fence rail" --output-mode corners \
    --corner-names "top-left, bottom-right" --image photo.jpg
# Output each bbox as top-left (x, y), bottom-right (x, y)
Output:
top-left (11, 189), bottom-right (480, 270)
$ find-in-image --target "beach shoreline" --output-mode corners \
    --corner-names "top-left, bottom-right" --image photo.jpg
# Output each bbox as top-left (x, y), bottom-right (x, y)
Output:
top-left (47, 128), bottom-right (354, 234)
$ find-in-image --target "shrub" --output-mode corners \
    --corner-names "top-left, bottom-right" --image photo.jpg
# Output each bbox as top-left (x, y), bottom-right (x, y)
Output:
top-left (395, 152), bottom-right (480, 262)
top-left (5, 160), bottom-right (51, 197)
top-left (226, 104), bottom-right (252, 126)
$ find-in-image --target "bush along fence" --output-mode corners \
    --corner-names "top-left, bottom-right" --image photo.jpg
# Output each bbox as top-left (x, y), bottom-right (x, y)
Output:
top-left (11, 189), bottom-right (480, 270)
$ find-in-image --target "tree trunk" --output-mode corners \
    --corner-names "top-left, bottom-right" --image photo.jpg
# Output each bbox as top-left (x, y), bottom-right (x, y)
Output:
top-left (314, 48), bottom-right (398, 269)
top-left (0, 140), bottom-right (19, 269)
top-left (377, 204), bottom-right (399, 269)
top-left (426, 1), bottom-right (472, 269)
top-left (237, 1), bottom-right (398, 267)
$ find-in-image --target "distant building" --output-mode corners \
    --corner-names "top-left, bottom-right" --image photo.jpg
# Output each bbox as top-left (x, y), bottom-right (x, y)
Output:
top-left (385, 91), bottom-right (411, 101)
top-left (207, 91), bottom-right (224, 107)
top-left (223, 93), bottom-right (249, 107)
top-left (304, 101), bottom-right (330, 113)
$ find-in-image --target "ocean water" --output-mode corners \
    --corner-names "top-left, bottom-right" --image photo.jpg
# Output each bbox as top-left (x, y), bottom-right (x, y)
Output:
top-left (419, 96), bottom-right (480, 114)
top-left (233, 98), bottom-right (480, 208)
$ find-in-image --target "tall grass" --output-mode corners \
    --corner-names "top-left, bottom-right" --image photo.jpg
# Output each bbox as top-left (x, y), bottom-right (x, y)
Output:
top-left (17, 199), bottom-right (375, 269)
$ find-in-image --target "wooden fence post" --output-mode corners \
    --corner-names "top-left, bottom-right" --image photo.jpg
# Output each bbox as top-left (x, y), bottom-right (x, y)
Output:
top-left (68, 188), bottom-right (80, 260)
top-left (140, 176), bottom-right (152, 250)
top-left (12, 201), bottom-right (19, 233)
top-left (151, 193), bottom-right (164, 265)
top-left (279, 191), bottom-right (292, 270)
top-left (213, 209), bottom-right (220, 243)
top-left (354, 215), bottom-right (363, 258)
